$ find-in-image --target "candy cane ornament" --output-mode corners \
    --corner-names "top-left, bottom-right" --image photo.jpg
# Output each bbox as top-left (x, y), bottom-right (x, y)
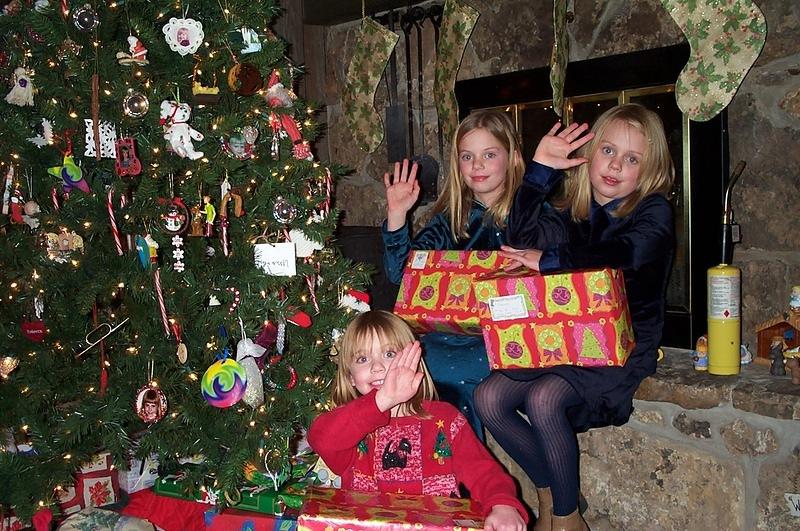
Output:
top-left (107, 189), bottom-right (124, 256)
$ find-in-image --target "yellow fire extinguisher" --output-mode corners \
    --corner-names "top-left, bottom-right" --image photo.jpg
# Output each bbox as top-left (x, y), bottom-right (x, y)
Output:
top-left (707, 161), bottom-right (746, 375)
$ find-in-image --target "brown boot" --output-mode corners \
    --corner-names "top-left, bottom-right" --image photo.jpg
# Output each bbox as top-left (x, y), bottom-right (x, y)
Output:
top-left (551, 508), bottom-right (589, 531)
top-left (533, 487), bottom-right (553, 531)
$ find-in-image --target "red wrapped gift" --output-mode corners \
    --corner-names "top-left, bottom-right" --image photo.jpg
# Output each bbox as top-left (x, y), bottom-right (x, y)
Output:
top-left (297, 488), bottom-right (483, 531)
top-left (474, 268), bottom-right (635, 369)
top-left (57, 452), bottom-right (120, 516)
top-left (204, 508), bottom-right (298, 530)
top-left (394, 250), bottom-right (509, 335)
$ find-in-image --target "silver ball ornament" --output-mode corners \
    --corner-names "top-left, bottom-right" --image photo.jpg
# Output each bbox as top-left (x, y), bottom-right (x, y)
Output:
top-left (272, 197), bottom-right (297, 224)
top-left (123, 91), bottom-right (149, 118)
top-left (72, 4), bottom-right (100, 32)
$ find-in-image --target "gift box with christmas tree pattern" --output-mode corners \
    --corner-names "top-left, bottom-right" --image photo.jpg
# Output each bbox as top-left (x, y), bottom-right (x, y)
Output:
top-left (474, 267), bottom-right (635, 369)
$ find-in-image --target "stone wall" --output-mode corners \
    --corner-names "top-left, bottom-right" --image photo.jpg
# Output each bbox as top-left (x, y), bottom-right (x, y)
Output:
top-left (315, 0), bottom-right (800, 352)
top-left (487, 349), bottom-right (800, 530)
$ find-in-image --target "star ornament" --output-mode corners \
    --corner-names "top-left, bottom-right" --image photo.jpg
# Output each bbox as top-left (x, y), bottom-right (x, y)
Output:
top-left (48, 154), bottom-right (90, 194)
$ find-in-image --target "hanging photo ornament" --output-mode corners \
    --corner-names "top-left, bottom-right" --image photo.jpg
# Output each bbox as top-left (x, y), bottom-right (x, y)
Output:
top-left (272, 197), bottom-right (297, 224)
top-left (114, 137), bottom-right (142, 176)
top-left (123, 91), bottom-right (150, 118)
top-left (162, 17), bottom-right (204, 56)
top-left (135, 383), bottom-right (168, 423)
top-left (72, 4), bottom-right (100, 32)
top-left (220, 126), bottom-right (258, 160)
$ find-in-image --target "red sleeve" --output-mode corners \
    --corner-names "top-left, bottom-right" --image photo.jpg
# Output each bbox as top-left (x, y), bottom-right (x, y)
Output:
top-left (307, 391), bottom-right (390, 476)
top-left (444, 404), bottom-right (529, 523)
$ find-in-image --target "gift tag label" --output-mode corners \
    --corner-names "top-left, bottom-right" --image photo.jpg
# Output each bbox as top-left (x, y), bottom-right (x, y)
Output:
top-left (254, 242), bottom-right (296, 276)
top-left (488, 294), bottom-right (528, 321)
top-left (411, 250), bottom-right (429, 269)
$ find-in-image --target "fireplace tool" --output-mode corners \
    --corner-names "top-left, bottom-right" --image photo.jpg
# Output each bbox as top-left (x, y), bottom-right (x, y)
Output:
top-left (707, 160), bottom-right (745, 375)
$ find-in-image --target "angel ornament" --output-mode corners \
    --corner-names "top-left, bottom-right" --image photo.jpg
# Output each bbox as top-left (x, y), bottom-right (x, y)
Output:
top-left (5, 67), bottom-right (34, 107)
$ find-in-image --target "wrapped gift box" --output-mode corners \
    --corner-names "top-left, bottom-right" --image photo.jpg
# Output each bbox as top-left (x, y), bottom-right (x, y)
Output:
top-left (474, 267), bottom-right (635, 369)
top-left (204, 508), bottom-right (298, 531)
top-left (121, 454), bottom-right (159, 494)
top-left (57, 452), bottom-right (120, 516)
top-left (297, 488), bottom-right (483, 531)
top-left (394, 250), bottom-right (509, 335)
top-left (153, 475), bottom-right (218, 505)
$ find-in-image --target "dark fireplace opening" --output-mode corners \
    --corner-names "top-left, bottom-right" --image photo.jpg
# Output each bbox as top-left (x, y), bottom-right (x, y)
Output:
top-left (455, 44), bottom-right (731, 349)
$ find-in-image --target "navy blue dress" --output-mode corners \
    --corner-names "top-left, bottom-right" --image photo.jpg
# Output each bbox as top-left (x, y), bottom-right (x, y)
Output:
top-left (505, 162), bottom-right (674, 432)
top-left (383, 202), bottom-right (505, 437)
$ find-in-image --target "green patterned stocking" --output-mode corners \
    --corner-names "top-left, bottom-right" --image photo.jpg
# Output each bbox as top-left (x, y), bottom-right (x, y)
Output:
top-left (550, 0), bottom-right (569, 117)
top-left (343, 17), bottom-right (399, 153)
top-left (662, 0), bottom-right (767, 122)
top-left (434, 0), bottom-right (480, 143)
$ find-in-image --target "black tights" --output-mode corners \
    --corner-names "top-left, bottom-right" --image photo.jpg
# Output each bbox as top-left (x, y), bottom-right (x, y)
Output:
top-left (475, 371), bottom-right (583, 516)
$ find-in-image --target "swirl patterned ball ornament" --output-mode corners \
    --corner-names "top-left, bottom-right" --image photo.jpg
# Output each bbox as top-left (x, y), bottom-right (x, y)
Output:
top-left (201, 358), bottom-right (248, 408)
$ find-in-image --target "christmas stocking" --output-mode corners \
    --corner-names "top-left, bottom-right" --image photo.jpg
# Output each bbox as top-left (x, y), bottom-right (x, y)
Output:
top-left (661, 0), bottom-right (766, 122)
top-left (550, 0), bottom-right (569, 117)
top-left (434, 0), bottom-right (479, 143)
top-left (343, 17), bottom-right (399, 153)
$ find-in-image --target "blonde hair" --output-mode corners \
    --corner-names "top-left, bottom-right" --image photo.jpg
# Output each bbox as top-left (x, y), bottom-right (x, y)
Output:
top-left (554, 103), bottom-right (674, 221)
top-left (332, 311), bottom-right (437, 417)
top-left (433, 109), bottom-right (525, 240)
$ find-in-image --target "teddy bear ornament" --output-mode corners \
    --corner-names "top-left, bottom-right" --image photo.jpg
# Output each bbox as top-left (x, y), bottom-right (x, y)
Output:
top-left (159, 100), bottom-right (204, 160)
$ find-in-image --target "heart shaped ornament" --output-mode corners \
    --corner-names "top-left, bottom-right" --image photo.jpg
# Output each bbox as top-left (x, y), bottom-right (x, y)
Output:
top-left (21, 320), bottom-right (46, 342)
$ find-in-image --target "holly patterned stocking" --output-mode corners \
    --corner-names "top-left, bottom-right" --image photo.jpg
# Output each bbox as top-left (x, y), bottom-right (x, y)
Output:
top-left (661, 0), bottom-right (766, 121)
top-left (434, 0), bottom-right (480, 143)
top-left (342, 17), bottom-right (399, 153)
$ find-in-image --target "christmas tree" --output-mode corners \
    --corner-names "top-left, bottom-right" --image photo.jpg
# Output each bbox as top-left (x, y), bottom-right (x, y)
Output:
top-left (0, 0), bottom-right (368, 520)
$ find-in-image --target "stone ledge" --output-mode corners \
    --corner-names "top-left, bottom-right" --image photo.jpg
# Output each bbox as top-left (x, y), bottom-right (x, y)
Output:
top-left (634, 347), bottom-right (800, 420)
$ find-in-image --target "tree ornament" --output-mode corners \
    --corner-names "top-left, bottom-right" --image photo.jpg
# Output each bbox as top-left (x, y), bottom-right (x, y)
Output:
top-left (189, 203), bottom-right (205, 236)
top-left (116, 35), bottom-right (149, 66)
top-left (0, 356), bottom-right (19, 379)
top-left (72, 3), bottom-right (100, 32)
top-left (201, 349), bottom-right (247, 408)
top-left (227, 287), bottom-right (241, 314)
top-left (57, 38), bottom-right (83, 62)
top-left (135, 234), bottom-right (159, 269)
top-left (114, 137), bottom-right (142, 176)
top-left (20, 319), bottom-right (46, 342)
top-left (340, 289), bottom-right (371, 314)
top-left (159, 100), bottom-right (204, 160)
top-left (171, 235), bottom-right (185, 273)
top-left (341, 17), bottom-right (399, 153)
top-left (22, 199), bottom-right (40, 229)
top-left (227, 62), bottom-right (263, 96)
top-left (220, 126), bottom-right (258, 160)
top-left (434, 0), bottom-right (479, 143)
top-left (254, 321), bottom-right (278, 351)
top-left (5, 67), bottom-right (34, 107)
top-left (272, 196), bottom-right (297, 224)
top-left (123, 91), bottom-right (150, 118)
top-left (264, 70), bottom-right (312, 160)
top-left (48, 153), bottom-right (90, 194)
top-left (236, 319), bottom-right (266, 408)
top-left (289, 228), bottom-right (322, 258)
top-left (135, 383), bottom-right (167, 424)
top-left (106, 189), bottom-right (123, 256)
top-left (170, 320), bottom-right (188, 363)
top-left (661, 0), bottom-right (767, 121)
top-left (27, 118), bottom-right (53, 148)
top-left (1, 165), bottom-right (13, 217)
top-left (43, 230), bottom-right (84, 262)
top-left (202, 195), bottom-right (215, 236)
top-left (84, 119), bottom-right (118, 159)
top-left (162, 17), bottom-right (204, 56)
top-left (230, 27), bottom-right (262, 54)
top-left (161, 198), bottom-right (189, 234)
